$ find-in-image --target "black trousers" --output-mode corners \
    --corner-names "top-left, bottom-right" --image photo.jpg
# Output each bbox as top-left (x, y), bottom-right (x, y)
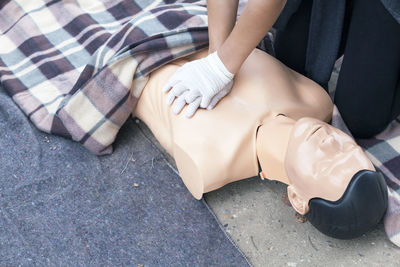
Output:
top-left (274, 0), bottom-right (400, 138)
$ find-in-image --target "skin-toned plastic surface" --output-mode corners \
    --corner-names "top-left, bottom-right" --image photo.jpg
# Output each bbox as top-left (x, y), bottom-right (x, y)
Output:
top-left (285, 118), bottom-right (375, 214)
top-left (135, 49), bottom-right (374, 207)
top-left (258, 116), bottom-right (376, 215)
top-left (134, 48), bottom-right (334, 199)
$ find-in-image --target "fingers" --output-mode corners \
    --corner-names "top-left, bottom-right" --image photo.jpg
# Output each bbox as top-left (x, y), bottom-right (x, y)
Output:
top-left (170, 92), bottom-right (200, 117)
top-left (200, 94), bottom-right (212, 109)
top-left (161, 67), bottom-right (185, 93)
top-left (166, 83), bottom-right (187, 105)
top-left (184, 90), bottom-right (201, 103)
top-left (207, 80), bottom-right (234, 110)
top-left (172, 92), bottom-right (187, 115)
top-left (185, 97), bottom-right (201, 118)
top-left (207, 89), bottom-right (228, 110)
top-left (162, 77), bottom-right (179, 93)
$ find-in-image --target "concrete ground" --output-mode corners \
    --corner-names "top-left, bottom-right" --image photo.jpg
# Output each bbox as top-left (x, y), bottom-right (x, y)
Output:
top-left (136, 69), bottom-right (400, 266)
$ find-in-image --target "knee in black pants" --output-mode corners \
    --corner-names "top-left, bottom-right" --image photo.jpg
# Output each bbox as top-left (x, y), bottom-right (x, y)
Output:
top-left (334, 0), bottom-right (400, 138)
top-left (340, 109), bottom-right (392, 138)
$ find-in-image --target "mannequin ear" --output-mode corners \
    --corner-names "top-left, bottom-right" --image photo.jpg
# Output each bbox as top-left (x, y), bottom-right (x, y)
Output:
top-left (287, 186), bottom-right (309, 215)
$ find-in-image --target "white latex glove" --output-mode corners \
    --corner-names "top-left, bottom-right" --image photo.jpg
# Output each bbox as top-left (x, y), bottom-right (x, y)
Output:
top-left (206, 79), bottom-right (234, 110)
top-left (162, 51), bottom-right (234, 117)
top-left (171, 91), bottom-right (202, 118)
top-left (170, 81), bottom-right (234, 117)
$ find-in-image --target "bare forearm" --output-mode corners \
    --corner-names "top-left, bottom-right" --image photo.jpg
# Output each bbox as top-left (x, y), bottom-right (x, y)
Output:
top-left (219, 0), bottom-right (286, 74)
top-left (206, 0), bottom-right (239, 53)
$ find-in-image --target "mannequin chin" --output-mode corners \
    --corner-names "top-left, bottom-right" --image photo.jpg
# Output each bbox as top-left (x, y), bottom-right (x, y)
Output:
top-left (134, 48), bottom-right (388, 239)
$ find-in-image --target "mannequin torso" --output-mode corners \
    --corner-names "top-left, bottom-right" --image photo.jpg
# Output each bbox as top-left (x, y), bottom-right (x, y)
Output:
top-left (134, 48), bottom-right (333, 199)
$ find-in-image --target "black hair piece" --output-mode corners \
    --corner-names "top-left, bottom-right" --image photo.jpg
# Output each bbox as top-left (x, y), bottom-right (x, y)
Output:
top-left (305, 170), bottom-right (388, 239)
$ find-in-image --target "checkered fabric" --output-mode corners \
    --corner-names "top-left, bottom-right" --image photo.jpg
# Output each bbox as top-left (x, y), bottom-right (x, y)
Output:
top-left (0, 0), bottom-right (209, 155)
top-left (332, 106), bottom-right (400, 247)
top-left (1, 0), bottom-right (399, 249)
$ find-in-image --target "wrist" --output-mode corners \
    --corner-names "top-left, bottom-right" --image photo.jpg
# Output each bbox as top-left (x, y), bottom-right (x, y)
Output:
top-left (208, 51), bottom-right (234, 80)
top-left (216, 42), bottom-right (244, 74)
top-left (208, 46), bottom-right (217, 55)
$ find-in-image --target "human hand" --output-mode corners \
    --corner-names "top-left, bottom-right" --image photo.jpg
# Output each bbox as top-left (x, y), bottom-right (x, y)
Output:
top-left (162, 51), bottom-right (234, 117)
top-left (169, 80), bottom-right (234, 117)
top-left (206, 79), bottom-right (234, 110)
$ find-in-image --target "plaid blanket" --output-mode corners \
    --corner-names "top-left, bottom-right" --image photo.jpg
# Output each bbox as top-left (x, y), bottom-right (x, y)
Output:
top-left (1, 0), bottom-right (399, 249)
top-left (0, 0), bottom-right (209, 155)
top-left (331, 106), bottom-right (400, 247)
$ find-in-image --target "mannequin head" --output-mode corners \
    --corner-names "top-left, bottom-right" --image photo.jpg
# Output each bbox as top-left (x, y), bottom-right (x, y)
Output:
top-left (285, 117), bottom-right (375, 214)
top-left (285, 117), bottom-right (387, 239)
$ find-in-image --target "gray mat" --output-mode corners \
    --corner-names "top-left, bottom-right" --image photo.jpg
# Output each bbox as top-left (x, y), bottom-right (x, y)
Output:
top-left (0, 88), bottom-right (249, 266)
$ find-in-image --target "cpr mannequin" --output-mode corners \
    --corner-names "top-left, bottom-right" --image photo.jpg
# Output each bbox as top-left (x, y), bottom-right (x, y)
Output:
top-left (134, 48), bottom-right (388, 239)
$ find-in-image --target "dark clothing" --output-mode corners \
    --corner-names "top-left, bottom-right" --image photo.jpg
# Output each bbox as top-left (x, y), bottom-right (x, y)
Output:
top-left (273, 0), bottom-right (400, 138)
top-left (274, 0), bottom-right (347, 86)
top-left (274, 0), bottom-right (400, 86)
top-left (335, 0), bottom-right (400, 137)
top-left (381, 0), bottom-right (400, 23)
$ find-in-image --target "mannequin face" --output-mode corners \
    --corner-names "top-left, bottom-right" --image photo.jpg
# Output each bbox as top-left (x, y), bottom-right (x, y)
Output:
top-left (285, 117), bottom-right (375, 214)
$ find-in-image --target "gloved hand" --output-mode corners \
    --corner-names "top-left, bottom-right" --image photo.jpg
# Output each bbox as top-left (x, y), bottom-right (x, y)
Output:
top-left (162, 51), bottom-right (234, 117)
top-left (169, 80), bottom-right (235, 117)
top-left (206, 79), bottom-right (234, 110)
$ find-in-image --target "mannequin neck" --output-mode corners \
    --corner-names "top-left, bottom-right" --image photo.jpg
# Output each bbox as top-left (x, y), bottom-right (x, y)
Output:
top-left (256, 114), bottom-right (295, 185)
